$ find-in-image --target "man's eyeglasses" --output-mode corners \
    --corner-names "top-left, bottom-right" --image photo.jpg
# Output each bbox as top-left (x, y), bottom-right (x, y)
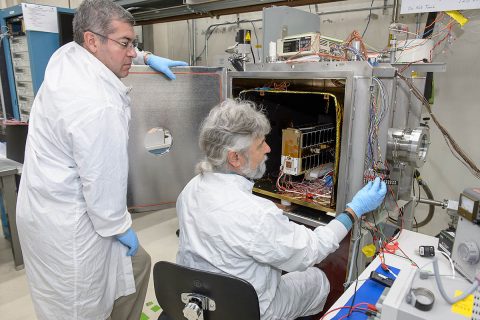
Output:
top-left (88, 30), bottom-right (138, 49)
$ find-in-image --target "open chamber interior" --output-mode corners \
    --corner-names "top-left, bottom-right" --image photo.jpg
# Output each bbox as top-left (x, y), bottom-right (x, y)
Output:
top-left (231, 78), bottom-right (347, 215)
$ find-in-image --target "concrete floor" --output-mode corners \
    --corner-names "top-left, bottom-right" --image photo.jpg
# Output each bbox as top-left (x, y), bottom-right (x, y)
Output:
top-left (0, 208), bottom-right (179, 320)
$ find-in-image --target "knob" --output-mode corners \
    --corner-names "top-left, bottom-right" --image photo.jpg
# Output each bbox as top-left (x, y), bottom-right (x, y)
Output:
top-left (458, 241), bottom-right (480, 264)
top-left (183, 302), bottom-right (202, 320)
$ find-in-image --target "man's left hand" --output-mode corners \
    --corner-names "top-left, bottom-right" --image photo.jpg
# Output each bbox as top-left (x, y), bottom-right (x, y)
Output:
top-left (116, 228), bottom-right (139, 256)
top-left (146, 55), bottom-right (188, 80)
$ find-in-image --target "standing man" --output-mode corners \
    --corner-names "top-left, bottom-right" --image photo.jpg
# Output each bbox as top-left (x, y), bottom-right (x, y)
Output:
top-left (176, 99), bottom-right (387, 320)
top-left (16, 1), bottom-right (185, 319)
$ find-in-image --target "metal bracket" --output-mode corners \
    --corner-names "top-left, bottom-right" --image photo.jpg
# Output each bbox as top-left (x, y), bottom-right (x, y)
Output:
top-left (181, 293), bottom-right (216, 311)
top-left (181, 293), bottom-right (216, 320)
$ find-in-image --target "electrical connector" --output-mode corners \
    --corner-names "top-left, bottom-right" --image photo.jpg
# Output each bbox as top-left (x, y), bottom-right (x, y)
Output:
top-left (384, 241), bottom-right (399, 254)
top-left (367, 304), bottom-right (378, 311)
top-left (380, 263), bottom-right (398, 278)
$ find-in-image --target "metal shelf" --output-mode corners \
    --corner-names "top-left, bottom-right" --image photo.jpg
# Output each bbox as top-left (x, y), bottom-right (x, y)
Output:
top-left (114, 0), bottom-right (345, 24)
top-left (392, 63), bottom-right (447, 73)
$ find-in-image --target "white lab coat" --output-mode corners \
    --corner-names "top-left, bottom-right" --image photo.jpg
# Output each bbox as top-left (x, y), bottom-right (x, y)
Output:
top-left (16, 42), bottom-right (135, 320)
top-left (176, 172), bottom-right (349, 319)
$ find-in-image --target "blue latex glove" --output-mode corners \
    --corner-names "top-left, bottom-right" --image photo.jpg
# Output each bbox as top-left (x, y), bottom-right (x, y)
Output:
top-left (347, 177), bottom-right (387, 218)
top-left (116, 228), bottom-right (139, 256)
top-left (146, 55), bottom-right (188, 80)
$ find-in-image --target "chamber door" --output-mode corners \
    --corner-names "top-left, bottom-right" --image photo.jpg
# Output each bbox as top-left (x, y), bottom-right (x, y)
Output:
top-left (123, 66), bottom-right (227, 212)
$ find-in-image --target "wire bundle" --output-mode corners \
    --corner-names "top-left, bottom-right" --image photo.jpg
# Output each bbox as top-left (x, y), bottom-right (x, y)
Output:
top-left (276, 166), bottom-right (333, 206)
top-left (285, 11), bottom-right (460, 64)
top-left (365, 77), bottom-right (389, 170)
top-left (344, 30), bottom-right (369, 60)
top-left (397, 72), bottom-right (480, 179)
top-left (319, 302), bottom-right (377, 320)
top-left (390, 12), bottom-right (457, 63)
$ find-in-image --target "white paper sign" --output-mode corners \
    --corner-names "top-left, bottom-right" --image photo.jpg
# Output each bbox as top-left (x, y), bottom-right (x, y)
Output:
top-left (401, 0), bottom-right (480, 14)
top-left (21, 3), bottom-right (58, 33)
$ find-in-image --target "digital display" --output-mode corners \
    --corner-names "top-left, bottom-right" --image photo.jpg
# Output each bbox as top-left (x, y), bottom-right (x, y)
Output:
top-left (298, 36), bottom-right (312, 50)
top-left (283, 36), bottom-right (312, 53)
top-left (283, 39), bottom-right (299, 53)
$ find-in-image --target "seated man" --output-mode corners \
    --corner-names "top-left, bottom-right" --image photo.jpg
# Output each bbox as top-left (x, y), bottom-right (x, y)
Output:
top-left (176, 99), bottom-right (387, 320)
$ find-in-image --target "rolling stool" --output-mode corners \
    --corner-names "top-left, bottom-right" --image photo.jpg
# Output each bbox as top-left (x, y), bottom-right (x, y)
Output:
top-left (153, 261), bottom-right (260, 320)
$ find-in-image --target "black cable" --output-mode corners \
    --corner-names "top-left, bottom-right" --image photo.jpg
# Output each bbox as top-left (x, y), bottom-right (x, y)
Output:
top-left (361, 0), bottom-right (375, 38)
top-left (412, 169), bottom-right (436, 228)
top-left (372, 211), bottom-right (381, 243)
top-left (412, 174), bottom-right (416, 198)
top-left (347, 310), bottom-right (370, 318)
top-left (349, 220), bottom-right (362, 315)
top-left (423, 12), bottom-right (438, 40)
top-left (422, 12), bottom-right (438, 102)
top-left (196, 20), bottom-right (261, 64)
top-left (248, 21), bottom-right (260, 62)
top-left (364, 227), bottom-right (375, 240)
top-left (195, 25), bottom-right (220, 63)
top-left (250, 45), bottom-right (256, 64)
top-left (416, 177), bottom-right (421, 207)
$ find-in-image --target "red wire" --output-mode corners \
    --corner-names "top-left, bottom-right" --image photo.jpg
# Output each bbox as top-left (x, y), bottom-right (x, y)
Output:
top-left (429, 22), bottom-right (454, 61)
top-left (396, 244), bottom-right (419, 268)
top-left (319, 303), bottom-right (373, 320)
top-left (337, 310), bottom-right (367, 320)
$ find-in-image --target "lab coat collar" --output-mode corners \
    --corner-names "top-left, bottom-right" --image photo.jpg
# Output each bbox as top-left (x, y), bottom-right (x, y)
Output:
top-left (209, 172), bottom-right (255, 194)
top-left (70, 42), bottom-right (132, 99)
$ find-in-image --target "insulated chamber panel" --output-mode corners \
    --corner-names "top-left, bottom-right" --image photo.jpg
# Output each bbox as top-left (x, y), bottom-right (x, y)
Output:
top-left (123, 66), bottom-right (226, 212)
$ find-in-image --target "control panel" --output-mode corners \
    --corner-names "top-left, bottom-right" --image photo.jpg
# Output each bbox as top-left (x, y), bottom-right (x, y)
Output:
top-left (276, 33), bottom-right (344, 58)
top-left (458, 188), bottom-right (480, 223)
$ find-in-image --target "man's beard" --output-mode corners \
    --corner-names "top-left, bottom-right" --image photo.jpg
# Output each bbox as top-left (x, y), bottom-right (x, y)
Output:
top-left (240, 156), bottom-right (268, 180)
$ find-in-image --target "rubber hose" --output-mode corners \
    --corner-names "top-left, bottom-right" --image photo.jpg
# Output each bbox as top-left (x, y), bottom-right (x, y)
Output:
top-left (413, 169), bottom-right (435, 228)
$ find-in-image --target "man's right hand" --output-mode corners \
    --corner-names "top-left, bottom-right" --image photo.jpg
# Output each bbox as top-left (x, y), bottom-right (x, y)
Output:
top-left (347, 177), bottom-right (387, 218)
top-left (116, 228), bottom-right (139, 256)
top-left (146, 55), bottom-right (188, 80)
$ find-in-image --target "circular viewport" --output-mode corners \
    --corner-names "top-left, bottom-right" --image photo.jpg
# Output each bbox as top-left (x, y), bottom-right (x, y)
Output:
top-left (144, 127), bottom-right (173, 156)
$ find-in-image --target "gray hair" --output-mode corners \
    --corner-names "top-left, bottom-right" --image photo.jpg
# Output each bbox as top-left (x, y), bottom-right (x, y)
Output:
top-left (73, 0), bottom-right (135, 45)
top-left (196, 99), bottom-right (271, 174)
